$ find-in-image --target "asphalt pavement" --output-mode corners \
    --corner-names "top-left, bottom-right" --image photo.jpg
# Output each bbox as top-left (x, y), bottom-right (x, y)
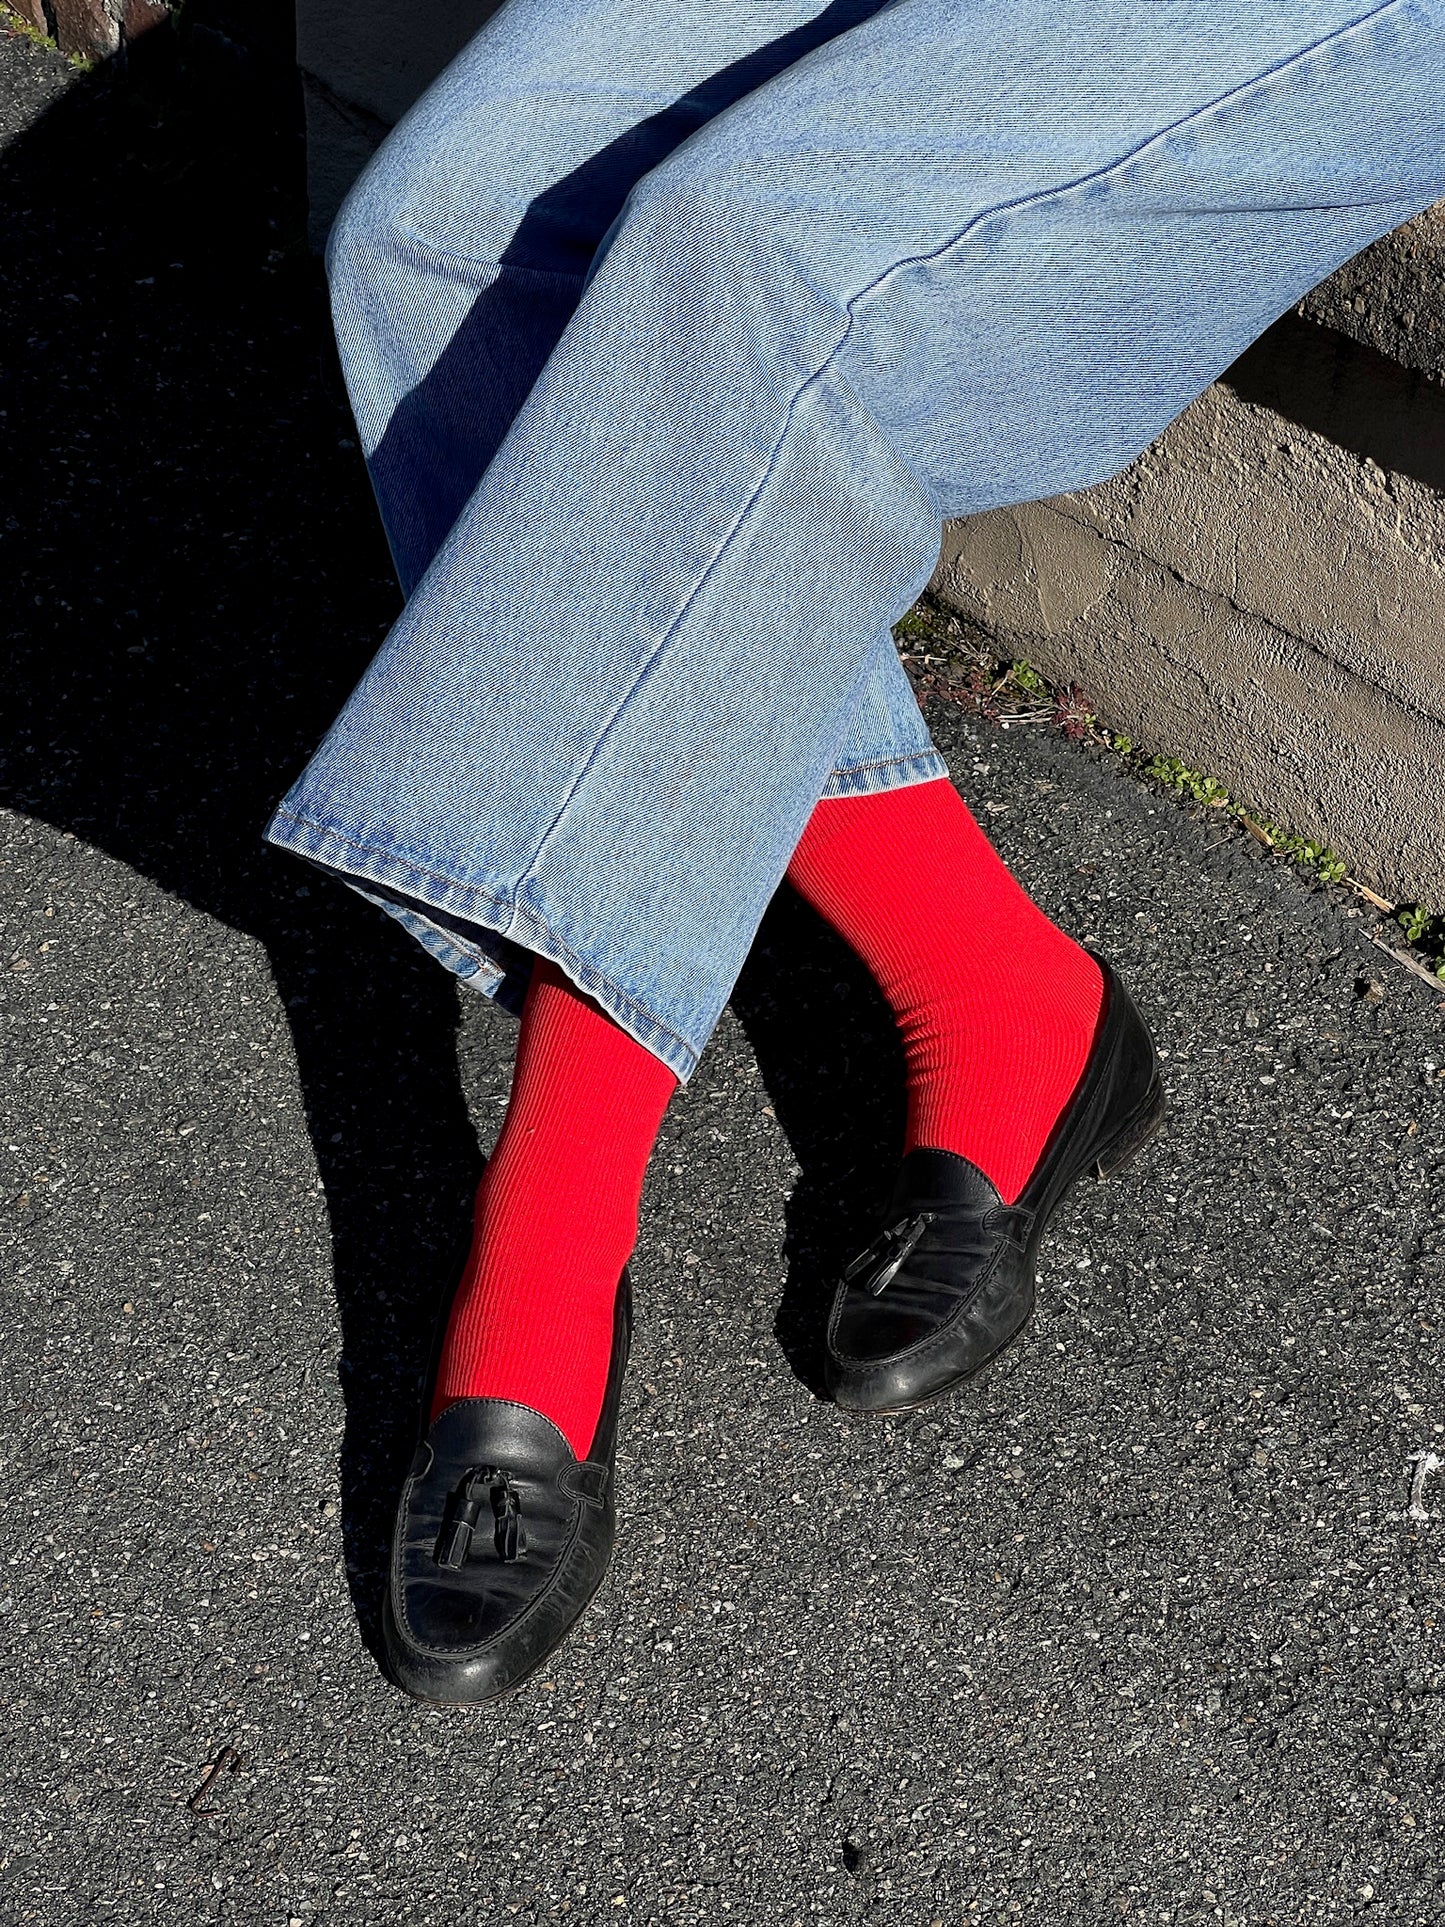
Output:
top-left (3, 17), bottom-right (1445, 1927)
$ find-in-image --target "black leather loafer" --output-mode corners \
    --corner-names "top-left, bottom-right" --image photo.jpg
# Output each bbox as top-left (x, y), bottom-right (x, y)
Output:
top-left (381, 1275), bottom-right (631, 1704)
top-left (825, 956), bottom-right (1164, 1416)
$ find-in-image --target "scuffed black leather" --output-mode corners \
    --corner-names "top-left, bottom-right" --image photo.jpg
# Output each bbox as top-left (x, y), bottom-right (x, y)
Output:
top-left (826, 956), bottom-right (1163, 1415)
top-left (382, 1274), bottom-right (631, 1704)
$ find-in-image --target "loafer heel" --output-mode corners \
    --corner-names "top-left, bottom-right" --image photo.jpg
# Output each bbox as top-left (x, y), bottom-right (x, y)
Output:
top-left (1092, 1075), bottom-right (1166, 1180)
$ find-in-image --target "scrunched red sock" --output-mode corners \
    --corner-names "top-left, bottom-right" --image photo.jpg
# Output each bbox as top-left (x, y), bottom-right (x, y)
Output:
top-left (430, 959), bottom-right (676, 1457)
top-left (785, 776), bottom-right (1103, 1204)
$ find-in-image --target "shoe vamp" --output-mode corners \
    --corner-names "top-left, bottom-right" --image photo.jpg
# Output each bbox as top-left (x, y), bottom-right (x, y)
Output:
top-left (834, 1258), bottom-right (988, 1359)
top-left (397, 1480), bottom-right (580, 1651)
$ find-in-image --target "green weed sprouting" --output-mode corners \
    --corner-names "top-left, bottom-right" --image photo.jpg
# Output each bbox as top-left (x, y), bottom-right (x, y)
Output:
top-left (1397, 905), bottom-right (1445, 978)
top-left (1145, 756), bottom-right (1232, 809)
top-left (1009, 661), bottom-right (1047, 696)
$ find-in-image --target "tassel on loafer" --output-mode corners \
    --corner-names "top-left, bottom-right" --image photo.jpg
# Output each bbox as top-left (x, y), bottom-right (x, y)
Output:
top-left (826, 955), bottom-right (1165, 1417)
top-left (382, 1274), bottom-right (631, 1704)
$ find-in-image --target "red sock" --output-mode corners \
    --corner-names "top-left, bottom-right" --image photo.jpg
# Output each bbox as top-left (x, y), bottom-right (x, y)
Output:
top-left (430, 959), bottom-right (676, 1456)
top-left (785, 777), bottom-right (1103, 1204)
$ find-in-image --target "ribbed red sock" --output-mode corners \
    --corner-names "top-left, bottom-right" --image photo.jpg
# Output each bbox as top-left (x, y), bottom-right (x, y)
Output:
top-left (430, 959), bottom-right (676, 1457)
top-left (785, 777), bottom-right (1103, 1204)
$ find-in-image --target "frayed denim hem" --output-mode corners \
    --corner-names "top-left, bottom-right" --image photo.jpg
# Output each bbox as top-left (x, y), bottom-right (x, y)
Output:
top-left (264, 805), bottom-right (702, 1082)
top-left (820, 746), bottom-right (948, 800)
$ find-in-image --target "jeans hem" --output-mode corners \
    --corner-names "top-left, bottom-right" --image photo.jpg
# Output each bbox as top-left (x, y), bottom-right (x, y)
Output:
top-left (264, 806), bottom-right (701, 1081)
top-left (820, 746), bottom-right (948, 800)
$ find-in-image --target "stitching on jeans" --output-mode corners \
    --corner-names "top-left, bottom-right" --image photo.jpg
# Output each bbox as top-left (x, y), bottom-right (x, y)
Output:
top-left (509, 356), bottom-right (924, 896)
top-left (828, 748), bottom-right (946, 778)
top-left (273, 809), bottom-right (513, 911)
top-left (505, 892), bottom-right (696, 1067)
top-left (496, 309), bottom-right (827, 899)
top-left (270, 807), bottom-right (698, 1067)
top-left (364, 901), bottom-right (505, 981)
top-left (394, 220), bottom-right (591, 281)
top-left (845, 0), bottom-right (1408, 314)
top-left (509, 4), bottom-right (1405, 900)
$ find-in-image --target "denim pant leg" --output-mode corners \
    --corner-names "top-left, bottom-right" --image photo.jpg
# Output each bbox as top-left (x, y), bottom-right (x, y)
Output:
top-left (269, 0), bottom-right (1445, 1081)
top-left (322, 0), bottom-right (937, 788)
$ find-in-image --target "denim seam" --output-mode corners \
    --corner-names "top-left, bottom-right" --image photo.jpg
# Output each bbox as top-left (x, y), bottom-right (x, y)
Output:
top-left (345, 886), bottom-right (505, 983)
top-left (511, 7), bottom-right (1403, 902)
top-left (828, 746), bottom-right (945, 778)
top-left (507, 353), bottom-right (941, 890)
top-left (274, 810), bottom-right (515, 919)
top-left (268, 805), bottom-right (699, 1077)
top-left (503, 310), bottom-right (858, 904)
top-left (822, 750), bottom-right (948, 799)
top-left (395, 221), bottom-right (590, 282)
top-left (844, 0), bottom-right (1408, 316)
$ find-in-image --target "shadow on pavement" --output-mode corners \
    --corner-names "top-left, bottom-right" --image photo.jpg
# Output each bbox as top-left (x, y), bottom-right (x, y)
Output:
top-left (0, 12), bottom-right (482, 1660)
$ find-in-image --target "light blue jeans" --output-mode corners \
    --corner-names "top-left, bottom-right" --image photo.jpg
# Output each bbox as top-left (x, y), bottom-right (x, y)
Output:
top-left (266, 0), bottom-right (1445, 1080)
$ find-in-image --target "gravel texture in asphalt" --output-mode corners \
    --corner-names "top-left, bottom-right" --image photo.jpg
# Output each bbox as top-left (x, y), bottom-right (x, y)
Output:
top-left (3, 16), bottom-right (1445, 1927)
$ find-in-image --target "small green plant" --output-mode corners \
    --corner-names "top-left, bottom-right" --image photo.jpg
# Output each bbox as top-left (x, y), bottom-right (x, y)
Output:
top-left (1399, 904), bottom-right (1434, 944)
top-left (1143, 754), bottom-right (1231, 808)
top-left (1397, 905), bottom-right (1445, 977)
top-left (1270, 830), bottom-right (1348, 884)
top-left (1144, 753), bottom-right (1188, 789)
top-left (893, 608), bottom-right (932, 640)
top-left (1009, 660), bottom-right (1046, 695)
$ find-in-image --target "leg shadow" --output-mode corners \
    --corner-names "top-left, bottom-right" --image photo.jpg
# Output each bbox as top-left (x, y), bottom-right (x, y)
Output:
top-left (0, 12), bottom-right (480, 1656)
top-left (730, 890), bottom-right (905, 1397)
top-left (365, 0), bottom-right (901, 580)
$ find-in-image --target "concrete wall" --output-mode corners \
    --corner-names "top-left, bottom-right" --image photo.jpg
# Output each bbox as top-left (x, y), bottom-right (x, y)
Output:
top-left (1301, 200), bottom-right (1445, 385)
top-left (298, 1), bottom-right (1445, 904)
